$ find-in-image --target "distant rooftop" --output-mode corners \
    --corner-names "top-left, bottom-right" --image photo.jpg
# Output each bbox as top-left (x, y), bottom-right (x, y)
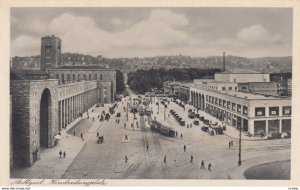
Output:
top-left (42, 35), bottom-right (61, 40)
top-left (53, 65), bottom-right (108, 70)
top-left (221, 68), bottom-right (260, 74)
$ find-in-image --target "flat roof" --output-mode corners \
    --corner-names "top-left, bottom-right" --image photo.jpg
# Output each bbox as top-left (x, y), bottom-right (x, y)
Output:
top-left (191, 86), bottom-right (290, 100)
top-left (219, 90), bottom-right (288, 100)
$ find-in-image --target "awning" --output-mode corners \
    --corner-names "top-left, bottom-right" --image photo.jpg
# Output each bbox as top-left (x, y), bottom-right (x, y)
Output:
top-left (54, 134), bottom-right (63, 140)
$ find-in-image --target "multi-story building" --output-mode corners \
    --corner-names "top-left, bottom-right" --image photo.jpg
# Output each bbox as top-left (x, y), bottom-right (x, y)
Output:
top-left (40, 35), bottom-right (62, 69)
top-left (10, 35), bottom-right (116, 168)
top-left (190, 72), bottom-right (291, 136)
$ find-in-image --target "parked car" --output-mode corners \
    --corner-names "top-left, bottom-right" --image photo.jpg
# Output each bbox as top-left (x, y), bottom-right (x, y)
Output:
top-left (188, 112), bottom-right (195, 119)
top-left (200, 116), bottom-right (204, 121)
top-left (180, 120), bottom-right (186, 126)
top-left (193, 120), bottom-right (199, 125)
top-left (195, 114), bottom-right (200, 118)
top-left (215, 127), bottom-right (223, 135)
top-left (266, 132), bottom-right (282, 139)
top-left (201, 126), bottom-right (209, 132)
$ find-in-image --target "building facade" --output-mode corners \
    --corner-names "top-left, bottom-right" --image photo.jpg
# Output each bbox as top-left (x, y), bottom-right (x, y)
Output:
top-left (190, 73), bottom-right (291, 136)
top-left (41, 35), bottom-right (62, 70)
top-left (10, 35), bottom-right (117, 168)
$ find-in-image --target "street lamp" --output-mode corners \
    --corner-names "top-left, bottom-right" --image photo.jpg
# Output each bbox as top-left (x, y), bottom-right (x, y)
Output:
top-left (238, 123), bottom-right (242, 166)
top-left (164, 104), bottom-right (167, 121)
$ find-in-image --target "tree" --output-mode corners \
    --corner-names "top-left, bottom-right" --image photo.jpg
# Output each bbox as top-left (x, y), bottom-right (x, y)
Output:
top-left (116, 69), bottom-right (126, 93)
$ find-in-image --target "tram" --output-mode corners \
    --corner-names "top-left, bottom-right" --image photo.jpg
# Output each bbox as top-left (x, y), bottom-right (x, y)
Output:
top-left (150, 120), bottom-right (175, 137)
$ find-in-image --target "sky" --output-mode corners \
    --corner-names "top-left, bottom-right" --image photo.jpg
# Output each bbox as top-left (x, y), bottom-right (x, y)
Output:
top-left (11, 7), bottom-right (293, 58)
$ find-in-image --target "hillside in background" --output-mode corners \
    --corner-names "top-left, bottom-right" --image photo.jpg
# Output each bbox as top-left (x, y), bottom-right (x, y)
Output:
top-left (11, 53), bottom-right (292, 73)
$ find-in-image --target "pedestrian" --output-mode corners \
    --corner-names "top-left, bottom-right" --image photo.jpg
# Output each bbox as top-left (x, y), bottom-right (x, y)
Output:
top-left (63, 151), bottom-right (66, 158)
top-left (164, 155), bottom-right (167, 163)
top-left (97, 132), bottom-right (99, 137)
top-left (146, 145), bottom-right (149, 151)
top-left (175, 131), bottom-right (178, 137)
top-left (180, 133), bottom-right (183, 139)
top-left (125, 155), bottom-right (128, 163)
top-left (124, 123), bottom-right (126, 129)
top-left (229, 142), bottom-right (231, 149)
top-left (73, 131), bottom-right (76, 136)
top-left (81, 133), bottom-right (83, 139)
top-left (200, 160), bottom-right (205, 169)
top-left (125, 134), bottom-right (128, 140)
top-left (59, 150), bottom-right (62, 158)
top-left (208, 163), bottom-right (212, 171)
top-left (190, 155), bottom-right (193, 163)
top-left (184, 144), bottom-right (186, 152)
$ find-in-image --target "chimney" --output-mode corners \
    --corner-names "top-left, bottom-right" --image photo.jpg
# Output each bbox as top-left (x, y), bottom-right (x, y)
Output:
top-left (223, 52), bottom-right (226, 72)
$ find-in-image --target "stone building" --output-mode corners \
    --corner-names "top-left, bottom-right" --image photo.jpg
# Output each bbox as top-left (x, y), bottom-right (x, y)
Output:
top-left (10, 35), bottom-right (117, 168)
top-left (41, 35), bottom-right (62, 69)
top-left (190, 72), bottom-right (291, 136)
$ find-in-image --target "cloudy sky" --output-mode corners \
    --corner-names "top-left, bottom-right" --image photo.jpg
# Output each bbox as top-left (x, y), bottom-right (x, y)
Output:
top-left (11, 8), bottom-right (292, 58)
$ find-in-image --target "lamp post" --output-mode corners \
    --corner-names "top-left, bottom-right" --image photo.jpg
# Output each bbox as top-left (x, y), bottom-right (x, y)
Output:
top-left (164, 104), bottom-right (167, 121)
top-left (238, 123), bottom-right (242, 166)
top-left (127, 103), bottom-right (129, 121)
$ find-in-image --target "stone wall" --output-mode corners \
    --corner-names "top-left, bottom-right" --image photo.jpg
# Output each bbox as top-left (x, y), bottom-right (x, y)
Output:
top-left (11, 79), bottom-right (59, 167)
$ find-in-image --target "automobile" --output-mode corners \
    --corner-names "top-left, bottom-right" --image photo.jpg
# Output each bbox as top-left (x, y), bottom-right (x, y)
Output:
top-left (188, 112), bottom-right (195, 119)
top-left (195, 114), bottom-right (200, 118)
top-left (266, 132), bottom-right (282, 139)
top-left (215, 127), bottom-right (224, 135)
top-left (201, 126), bottom-right (209, 132)
top-left (170, 110), bottom-right (175, 114)
top-left (179, 120), bottom-right (186, 126)
top-left (176, 117), bottom-right (182, 122)
top-left (105, 113), bottom-right (110, 120)
top-left (203, 119), bottom-right (210, 125)
top-left (200, 116), bottom-right (204, 121)
top-left (193, 120), bottom-right (199, 125)
top-left (116, 112), bottom-right (121, 117)
top-left (188, 109), bottom-right (193, 113)
top-left (281, 132), bottom-right (291, 138)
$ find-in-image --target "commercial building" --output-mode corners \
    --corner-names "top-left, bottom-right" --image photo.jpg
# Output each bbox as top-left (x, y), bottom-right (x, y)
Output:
top-left (190, 72), bottom-right (291, 136)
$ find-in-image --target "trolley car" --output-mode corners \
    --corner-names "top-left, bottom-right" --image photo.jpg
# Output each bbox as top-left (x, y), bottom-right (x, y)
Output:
top-left (150, 120), bottom-right (175, 137)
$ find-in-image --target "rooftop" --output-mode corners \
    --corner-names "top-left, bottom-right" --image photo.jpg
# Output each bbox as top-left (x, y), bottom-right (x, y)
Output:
top-left (219, 90), bottom-right (287, 100)
top-left (50, 65), bottom-right (111, 70)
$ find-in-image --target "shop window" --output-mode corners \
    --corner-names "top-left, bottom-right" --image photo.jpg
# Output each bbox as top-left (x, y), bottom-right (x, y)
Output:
top-left (232, 103), bottom-right (236, 111)
top-left (269, 107), bottom-right (279, 116)
top-left (282, 106), bottom-right (291, 115)
top-left (222, 87), bottom-right (226, 91)
top-left (243, 106), bottom-right (248, 115)
top-left (237, 104), bottom-right (241, 113)
top-left (227, 101), bottom-right (231, 109)
top-left (255, 107), bottom-right (265, 116)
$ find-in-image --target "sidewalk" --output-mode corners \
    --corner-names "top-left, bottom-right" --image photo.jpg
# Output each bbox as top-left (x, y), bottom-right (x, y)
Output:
top-left (184, 104), bottom-right (267, 141)
top-left (227, 150), bottom-right (291, 179)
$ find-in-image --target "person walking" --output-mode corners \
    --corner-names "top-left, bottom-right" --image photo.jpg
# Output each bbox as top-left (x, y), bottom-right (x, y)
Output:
top-left (229, 141), bottom-right (231, 149)
top-left (180, 133), bottom-right (183, 139)
top-left (175, 131), bottom-right (178, 137)
top-left (208, 163), bottom-right (212, 171)
top-left (190, 155), bottom-right (193, 163)
top-left (164, 155), bottom-right (167, 164)
top-left (124, 123), bottom-right (126, 129)
top-left (125, 134), bottom-right (128, 140)
top-left (63, 151), bottom-right (66, 158)
top-left (81, 133), bottom-right (83, 139)
top-left (200, 160), bottom-right (205, 169)
top-left (125, 155), bottom-right (128, 163)
top-left (97, 132), bottom-right (99, 137)
top-left (184, 144), bottom-right (186, 152)
top-left (59, 150), bottom-right (62, 159)
top-left (146, 145), bottom-right (149, 151)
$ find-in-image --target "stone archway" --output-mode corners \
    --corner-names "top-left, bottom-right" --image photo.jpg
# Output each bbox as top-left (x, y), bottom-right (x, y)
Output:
top-left (40, 88), bottom-right (52, 148)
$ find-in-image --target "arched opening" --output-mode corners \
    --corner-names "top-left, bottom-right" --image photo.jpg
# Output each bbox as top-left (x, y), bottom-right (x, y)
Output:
top-left (201, 94), bottom-right (205, 111)
top-left (40, 88), bottom-right (52, 148)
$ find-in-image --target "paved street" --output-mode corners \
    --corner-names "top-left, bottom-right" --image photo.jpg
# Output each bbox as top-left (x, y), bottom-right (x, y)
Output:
top-left (60, 90), bottom-right (290, 179)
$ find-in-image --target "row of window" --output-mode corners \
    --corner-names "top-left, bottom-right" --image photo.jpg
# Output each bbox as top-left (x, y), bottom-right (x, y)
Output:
top-left (255, 106), bottom-right (291, 117)
top-left (56, 73), bottom-right (103, 82)
top-left (206, 95), bottom-right (248, 115)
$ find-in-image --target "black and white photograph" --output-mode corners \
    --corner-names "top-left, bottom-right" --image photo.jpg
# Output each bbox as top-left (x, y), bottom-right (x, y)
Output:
top-left (2, 2), bottom-right (299, 187)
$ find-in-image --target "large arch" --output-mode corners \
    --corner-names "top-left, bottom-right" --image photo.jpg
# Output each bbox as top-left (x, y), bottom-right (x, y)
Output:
top-left (40, 88), bottom-right (52, 148)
